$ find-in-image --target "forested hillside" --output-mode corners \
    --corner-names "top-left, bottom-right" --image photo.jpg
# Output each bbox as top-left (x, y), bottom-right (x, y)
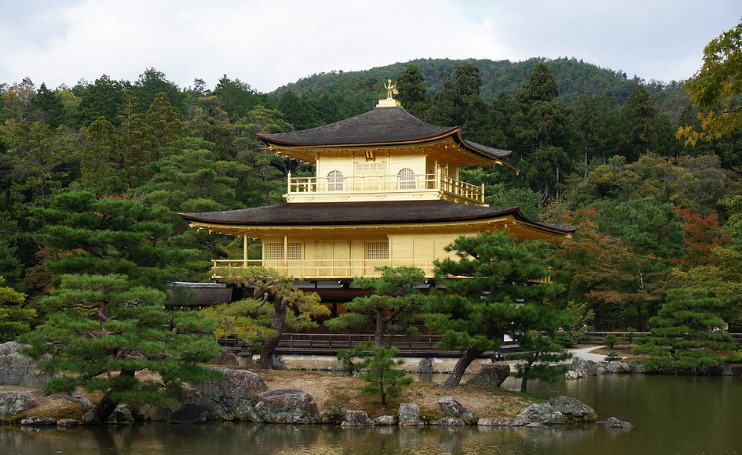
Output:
top-left (1, 40), bottom-right (741, 335)
top-left (277, 56), bottom-right (688, 116)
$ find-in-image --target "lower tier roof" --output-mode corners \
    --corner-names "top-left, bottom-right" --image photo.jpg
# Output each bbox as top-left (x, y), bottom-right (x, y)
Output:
top-left (179, 200), bottom-right (577, 236)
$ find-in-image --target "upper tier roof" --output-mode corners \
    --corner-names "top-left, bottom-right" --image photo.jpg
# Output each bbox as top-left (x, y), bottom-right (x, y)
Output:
top-left (258, 106), bottom-right (511, 162)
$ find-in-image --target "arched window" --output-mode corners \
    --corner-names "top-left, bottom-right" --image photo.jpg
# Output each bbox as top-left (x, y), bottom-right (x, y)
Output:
top-left (327, 170), bottom-right (344, 191)
top-left (398, 168), bottom-right (415, 189)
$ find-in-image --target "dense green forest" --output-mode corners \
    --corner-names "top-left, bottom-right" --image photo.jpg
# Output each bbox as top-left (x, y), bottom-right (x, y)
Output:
top-left (1, 35), bottom-right (742, 338)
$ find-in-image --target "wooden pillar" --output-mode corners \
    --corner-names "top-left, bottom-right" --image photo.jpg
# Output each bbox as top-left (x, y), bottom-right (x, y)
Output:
top-left (243, 234), bottom-right (248, 268)
top-left (284, 234), bottom-right (288, 273)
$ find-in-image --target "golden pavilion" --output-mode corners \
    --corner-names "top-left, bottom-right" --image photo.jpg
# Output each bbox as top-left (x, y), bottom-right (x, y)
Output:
top-left (180, 89), bottom-right (576, 291)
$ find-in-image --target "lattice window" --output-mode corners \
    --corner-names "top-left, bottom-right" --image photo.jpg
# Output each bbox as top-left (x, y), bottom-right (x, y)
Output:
top-left (328, 170), bottom-right (344, 191)
top-left (287, 242), bottom-right (303, 260)
top-left (264, 242), bottom-right (284, 260)
top-left (356, 162), bottom-right (385, 175)
top-left (365, 241), bottom-right (389, 260)
top-left (398, 168), bottom-right (416, 189)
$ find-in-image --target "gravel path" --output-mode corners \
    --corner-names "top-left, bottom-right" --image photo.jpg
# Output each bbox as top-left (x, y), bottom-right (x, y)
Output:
top-left (569, 345), bottom-right (607, 362)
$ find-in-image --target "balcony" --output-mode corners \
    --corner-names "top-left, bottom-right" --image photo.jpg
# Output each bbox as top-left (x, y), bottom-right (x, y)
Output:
top-left (284, 172), bottom-right (485, 205)
top-left (211, 260), bottom-right (551, 283)
top-left (211, 258), bottom-right (437, 279)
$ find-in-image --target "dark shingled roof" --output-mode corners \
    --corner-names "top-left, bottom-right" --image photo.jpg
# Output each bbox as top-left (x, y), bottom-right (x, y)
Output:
top-left (258, 106), bottom-right (511, 161)
top-left (179, 200), bottom-right (577, 234)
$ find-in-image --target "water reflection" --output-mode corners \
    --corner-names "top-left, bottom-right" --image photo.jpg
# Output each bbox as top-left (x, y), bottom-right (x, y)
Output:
top-left (0, 423), bottom-right (618, 455)
top-left (2, 375), bottom-right (741, 455)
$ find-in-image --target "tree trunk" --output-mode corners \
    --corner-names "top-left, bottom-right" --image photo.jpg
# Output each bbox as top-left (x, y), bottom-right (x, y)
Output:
top-left (259, 298), bottom-right (288, 369)
top-left (90, 394), bottom-right (118, 424)
top-left (519, 365), bottom-right (531, 393)
top-left (374, 307), bottom-right (385, 346)
top-left (442, 348), bottom-right (484, 388)
top-left (89, 368), bottom-right (135, 423)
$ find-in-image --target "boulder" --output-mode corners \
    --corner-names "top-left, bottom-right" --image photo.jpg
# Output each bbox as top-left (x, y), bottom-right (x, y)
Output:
top-left (56, 418), bottom-right (80, 428)
top-left (437, 396), bottom-right (478, 424)
top-left (341, 410), bottom-right (373, 427)
top-left (254, 389), bottom-right (320, 424)
top-left (182, 367), bottom-right (267, 422)
top-left (512, 403), bottom-right (564, 426)
top-left (0, 341), bottom-right (49, 387)
top-left (168, 403), bottom-right (210, 424)
top-left (20, 416), bottom-right (57, 426)
top-left (67, 393), bottom-right (92, 410)
top-left (571, 356), bottom-right (589, 371)
top-left (431, 416), bottom-right (465, 426)
top-left (478, 417), bottom-right (515, 426)
top-left (112, 404), bottom-right (134, 423)
top-left (0, 391), bottom-right (37, 418)
top-left (547, 396), bottom-right (596, 422)
top-left (373, 415), bottom-right (396, 426)
top-left (571, 357), bottom-right (599, 376)
top-left (564, 370), bottom-right (582, 380)
top-left (466, 363), bottom-right (510, 387)
top-left (397, 402), bottom-right (422, 426)
top-left (605, 416), bottom-right (633, 429)
top-left (418, 358), bottom-right (434, 374)
top-left (211, 349), bottom-right (239, 366)
top-left (605, 361), bottom-right (630, 374)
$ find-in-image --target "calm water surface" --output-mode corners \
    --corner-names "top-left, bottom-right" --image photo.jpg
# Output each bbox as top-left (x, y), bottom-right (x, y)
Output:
top-left (2, 374), bottom-right (740, 455)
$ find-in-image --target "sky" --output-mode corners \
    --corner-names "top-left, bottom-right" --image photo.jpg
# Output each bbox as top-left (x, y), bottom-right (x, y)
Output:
top-left (1, 0), bottom-right (739, 93)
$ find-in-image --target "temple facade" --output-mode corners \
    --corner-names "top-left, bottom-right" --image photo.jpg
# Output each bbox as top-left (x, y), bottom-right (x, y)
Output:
top-left (180, 92), bottom-right (576, 285)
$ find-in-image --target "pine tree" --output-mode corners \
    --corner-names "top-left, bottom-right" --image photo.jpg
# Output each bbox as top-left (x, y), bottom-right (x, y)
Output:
top-left (19, 274), bottom-right (220, 423)
top-left (396, 63), bottom-right (428, 116)
top-left (35, 191), bottom-right (192, 290)
top-left (210, 267), bottom-right (329, 369)
top-left (632, 288), bottom-right (734, 373)
top-left (324, 266), bottom-right (426, 346)
top-left (427, 230), bottom-right (562, 387)
top-left (0, 276), bottom-right (33, 341)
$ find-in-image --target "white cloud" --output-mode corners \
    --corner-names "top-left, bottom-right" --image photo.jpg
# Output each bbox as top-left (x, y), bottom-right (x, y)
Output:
top-left (0, 0), bottom-right (739, 92)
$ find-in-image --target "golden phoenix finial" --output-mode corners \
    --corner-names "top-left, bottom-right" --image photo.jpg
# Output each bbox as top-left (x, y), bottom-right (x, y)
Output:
top-left (384, 78), bottom-right (398, 99)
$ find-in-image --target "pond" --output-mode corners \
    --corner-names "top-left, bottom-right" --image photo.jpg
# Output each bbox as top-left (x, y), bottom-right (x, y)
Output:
top-left (2, 374), bottom-right (740, 455)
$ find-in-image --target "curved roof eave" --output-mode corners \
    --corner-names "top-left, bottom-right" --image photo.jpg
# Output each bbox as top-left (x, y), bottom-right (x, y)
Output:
top-left (257, 106), bottom-right (511, 161)
top-left (178, 201), bottom-right (577, 235)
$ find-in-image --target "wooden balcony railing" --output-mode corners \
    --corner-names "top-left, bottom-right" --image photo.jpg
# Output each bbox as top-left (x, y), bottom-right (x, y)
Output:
top-left (287, 172), bottom-right (485, 204)
top-left (212, 259), bottom-right (551, 282)
top-left (211, 258), bottom-right (437, 279)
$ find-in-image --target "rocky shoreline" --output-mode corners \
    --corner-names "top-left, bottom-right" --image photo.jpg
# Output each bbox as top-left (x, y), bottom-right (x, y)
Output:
top-left (0, 341), bottom-right (633, 431)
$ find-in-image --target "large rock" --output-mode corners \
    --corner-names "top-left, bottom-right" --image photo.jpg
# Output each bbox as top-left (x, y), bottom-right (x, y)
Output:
top-left (168, 403), bottom-right (210, 424)
top-left (0, 341), bottom-right (49, 387)
top-left (466, 363), bottom-right (510, 387)
top-left (56, 418), bottom-right (80, 428)
top-left (112, 404), bottom-right (134, 423)
top-left (478, 417), bottom-right (515, 426)
top-left (547, 396), bottom-right (596, 422)
top-left (182, 367), bottom-right (267, 422)
top-left (571, 357), bottom-right (599, 376)
top-left (571, 356), bottom-right (589, 371)
top-left (254, 389), bottom-right (320, 424)
top-left (605, 361), bottom-right (630, 374)
top-left (512, 403), bottom-right (564, 426)
top-left (437, 396), bottom-right (478, 425)
top-left (341, 410), bottom-right (373, 427)
top-left (605, 416), bottom-right (633, 429)
top-left (0, 391), bottom-right (37, 418)
top-left (431, 416), bottom-right (465, 426)
top-left (373, 415), bottom-right (396, 425)
top-left (397, 402), bottom-right (422, 426)
top-left (418, 358), bottom-right (434, 374)
top-left (20, 416), bottom-right (57, 426)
